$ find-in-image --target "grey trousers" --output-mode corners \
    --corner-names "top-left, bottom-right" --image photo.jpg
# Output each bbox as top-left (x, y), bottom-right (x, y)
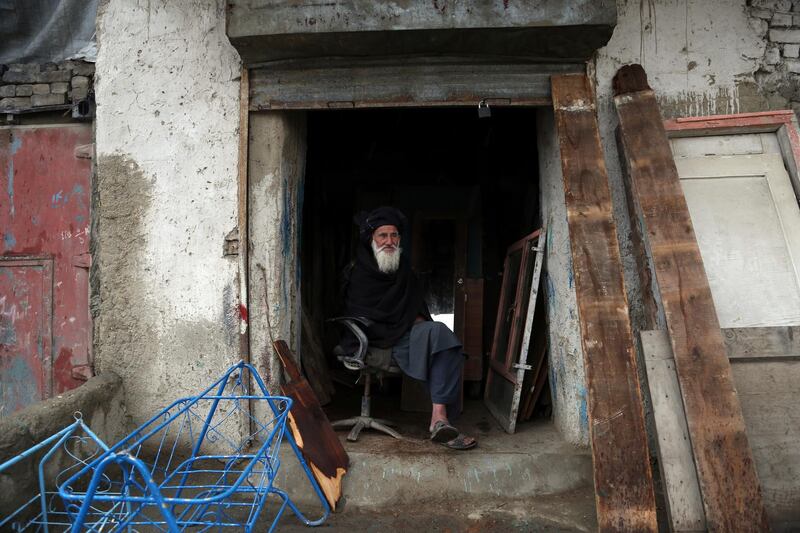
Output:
top-left (391, 321), bottom-right (464, 406)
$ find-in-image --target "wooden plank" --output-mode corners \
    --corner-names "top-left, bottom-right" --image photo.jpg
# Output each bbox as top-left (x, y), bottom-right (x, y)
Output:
top-left (642, 328), bottom-right (800, 528)
top-left (273, 340), bottom-right (348, 510)
top-left (613, 64), bottom-right (770, 531)
top-left (640, 330), bottom-right (706, 532)
top-left (249, 60), bottom-right (581, 110)
top-left (462, 278), bottom-right (484, 382)
top-left (722, 326), bottom-right (800, 360)
top-left (551, 73), bottom-right (657, 531)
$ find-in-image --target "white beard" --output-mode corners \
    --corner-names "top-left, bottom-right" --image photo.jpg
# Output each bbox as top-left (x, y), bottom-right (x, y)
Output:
top-left (372, 240), bottom-right (402, 274)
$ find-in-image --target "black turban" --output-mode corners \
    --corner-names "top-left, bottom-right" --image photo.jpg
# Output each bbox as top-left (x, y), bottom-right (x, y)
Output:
top-left (354, 206), bottom-right (407, 245)
top-left (341, 206), bottom-right (430, 350)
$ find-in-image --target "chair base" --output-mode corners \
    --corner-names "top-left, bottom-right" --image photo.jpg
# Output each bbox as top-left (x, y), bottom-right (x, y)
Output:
top-left (332, 416), bottom-right (401, 442)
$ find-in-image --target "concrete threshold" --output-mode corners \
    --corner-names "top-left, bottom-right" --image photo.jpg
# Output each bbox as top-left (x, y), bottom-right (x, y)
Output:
top-left (274, 401), bottom-right (594, 529)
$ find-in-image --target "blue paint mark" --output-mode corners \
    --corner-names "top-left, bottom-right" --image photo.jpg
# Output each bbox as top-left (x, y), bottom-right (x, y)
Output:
top-left (0, 357), bottom-right (39, 416)
top-left (281, 175), bottom-right (292, 259)
top-left (546, 224), bottom-right (553, 251)
top-left (296, 173), bottom-right (305, 292)
top-left (6, 164), bottom-right (13, 217)
top-left (545, 274), bottom-right (556, 307)
top-left (72, 183), bottom-right (84, 194)
top-left (567, 269), bottom-right (574, 289)
top-left (0, 316), bottom-right (16, 345)
top-left (75, 215), bottom-right (85, 223)
top-left (5, 135), bottom-right (22, 218)
top-left (31, 215), bottom-right (40, 226)
top-left (51, 190), bottom-right (65, 208)
top-left (578, 386), bottom-right (588, 430)
top-left (3, 232), bottom-right (16, 251)
top-left (9, 135), bottom-right (22, 155)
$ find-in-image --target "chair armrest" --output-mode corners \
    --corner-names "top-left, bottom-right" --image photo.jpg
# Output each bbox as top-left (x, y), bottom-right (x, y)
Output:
top-left (329, 317), bottom-right (369, 362)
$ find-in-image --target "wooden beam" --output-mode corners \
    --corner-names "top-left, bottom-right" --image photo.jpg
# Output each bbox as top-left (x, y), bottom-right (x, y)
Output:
top-left (613, 64), bottom-right (770, 531)
top-left (551, 73), bottom-right (657, 532)
top-left (249, 60), bottom-right (580, 110)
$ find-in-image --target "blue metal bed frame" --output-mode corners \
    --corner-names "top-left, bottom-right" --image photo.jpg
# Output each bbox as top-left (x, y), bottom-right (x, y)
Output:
top-left (0, 414), bottom-right (109, 532)
top-left (1, 362), bottom-right (330, 532)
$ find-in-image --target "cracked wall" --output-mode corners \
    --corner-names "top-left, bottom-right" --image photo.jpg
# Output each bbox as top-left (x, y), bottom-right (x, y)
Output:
top-left (595, 0), bottom-right (776, 343)
top-left (94, 0), bottom-right (242, 426)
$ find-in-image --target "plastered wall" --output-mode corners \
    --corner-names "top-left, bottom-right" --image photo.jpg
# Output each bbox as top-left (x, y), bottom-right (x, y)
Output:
top-left (92, 0), bottom-right (782, 442)
top-left (93, 0), bottom-right (243, 425)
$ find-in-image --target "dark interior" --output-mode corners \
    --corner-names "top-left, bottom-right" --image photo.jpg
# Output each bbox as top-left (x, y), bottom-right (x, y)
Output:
top-left (299, 107), bottom-right (549, 423)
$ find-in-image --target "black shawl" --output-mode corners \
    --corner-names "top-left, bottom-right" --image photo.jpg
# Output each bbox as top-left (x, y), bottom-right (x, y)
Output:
top-left (342, 241), bottom-right (431, 350)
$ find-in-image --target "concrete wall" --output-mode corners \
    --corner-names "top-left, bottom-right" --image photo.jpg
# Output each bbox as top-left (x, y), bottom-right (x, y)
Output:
top-left (93, 0), bottom-right (242, 425)
top-left (91, 0), bottom-right (785, 443)
top-left (537, 108), bottom-right (588, 447)
top-left (248, 112), bottom-right (306, 396)
top-left (0, 372), bottom-right (127, 517)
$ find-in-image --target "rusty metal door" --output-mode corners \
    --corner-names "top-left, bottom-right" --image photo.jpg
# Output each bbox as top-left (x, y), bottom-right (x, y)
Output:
top-left (1, 125), bottom-right (92, 416)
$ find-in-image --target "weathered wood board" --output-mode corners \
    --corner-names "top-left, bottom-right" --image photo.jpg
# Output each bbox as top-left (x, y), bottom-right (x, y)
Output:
top-left (613, 64), bottom-right (769, 531)
top-left (273, 340), bottom-right (348, 510)
top-left (642, 328), bottom-right (800, 530)
top-left (551, 73), bottom-right (657, 531)
top-left (640, 330), bottom-right (706, 532)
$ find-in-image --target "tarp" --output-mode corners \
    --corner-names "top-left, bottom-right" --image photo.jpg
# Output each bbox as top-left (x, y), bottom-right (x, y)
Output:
top-left (0, 0), bottom-right (98, 64)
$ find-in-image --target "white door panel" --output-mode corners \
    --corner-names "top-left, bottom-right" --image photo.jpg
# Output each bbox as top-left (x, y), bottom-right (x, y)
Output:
top-left (675, 153), bottom-right (800, 327)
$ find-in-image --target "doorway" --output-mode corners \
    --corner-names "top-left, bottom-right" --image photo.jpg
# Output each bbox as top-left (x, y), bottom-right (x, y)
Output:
top-left (297, 107), bottom-right (551, 434)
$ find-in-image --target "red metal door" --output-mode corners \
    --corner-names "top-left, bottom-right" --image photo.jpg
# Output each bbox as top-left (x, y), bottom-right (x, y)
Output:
top-left (1, 125), bottom-right (92, 416)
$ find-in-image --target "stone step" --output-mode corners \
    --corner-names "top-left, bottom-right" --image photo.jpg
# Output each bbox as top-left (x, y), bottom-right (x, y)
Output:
top-left (275, 403), bottom-right (593, 513)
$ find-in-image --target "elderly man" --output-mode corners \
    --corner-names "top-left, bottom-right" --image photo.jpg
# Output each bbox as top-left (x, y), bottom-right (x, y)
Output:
top-left (341, 206), bottom-right (476, 450)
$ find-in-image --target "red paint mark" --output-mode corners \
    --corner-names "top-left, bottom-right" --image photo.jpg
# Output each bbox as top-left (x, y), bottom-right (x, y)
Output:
top-left (503, 0), bottom-right (509, 8)
top-left (54, 347), bottom-right (81, 392)
top-left (238, 304), bottom-right (248, 323)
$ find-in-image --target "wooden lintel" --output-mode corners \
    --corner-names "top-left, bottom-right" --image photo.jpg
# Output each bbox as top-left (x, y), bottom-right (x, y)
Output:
top-left (551, 73), bottom-right (657, 532)
top-left (613, 64), bottom-right (770, 532)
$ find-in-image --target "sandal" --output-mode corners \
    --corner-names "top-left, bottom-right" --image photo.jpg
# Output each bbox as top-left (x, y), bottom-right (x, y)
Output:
top-left (430, 420), bottom-right (459, 443)
top-left (443, 433), bottom-right (477, 450)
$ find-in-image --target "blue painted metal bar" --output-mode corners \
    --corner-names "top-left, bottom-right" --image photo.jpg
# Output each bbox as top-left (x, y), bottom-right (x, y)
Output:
top-left (54, 361), bottom-right (330, 532)
top-left (0, 416), bottom-right (109, 532)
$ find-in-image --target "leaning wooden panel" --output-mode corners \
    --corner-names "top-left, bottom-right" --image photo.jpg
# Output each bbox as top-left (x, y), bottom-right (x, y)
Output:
top-left (551, 73), bottom-right (657, 532)
top-left (640, 330), bottom-right (706, 532)
top-left (613, 64), bottom-right (769, 531)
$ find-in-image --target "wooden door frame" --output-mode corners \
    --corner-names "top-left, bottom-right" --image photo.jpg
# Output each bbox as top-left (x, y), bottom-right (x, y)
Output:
top-left (664, 110), bottom-right (800, 200)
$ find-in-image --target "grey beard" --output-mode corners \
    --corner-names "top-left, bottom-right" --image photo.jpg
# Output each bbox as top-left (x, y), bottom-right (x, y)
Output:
top-left (372, 241), bottom-right (402, 274)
